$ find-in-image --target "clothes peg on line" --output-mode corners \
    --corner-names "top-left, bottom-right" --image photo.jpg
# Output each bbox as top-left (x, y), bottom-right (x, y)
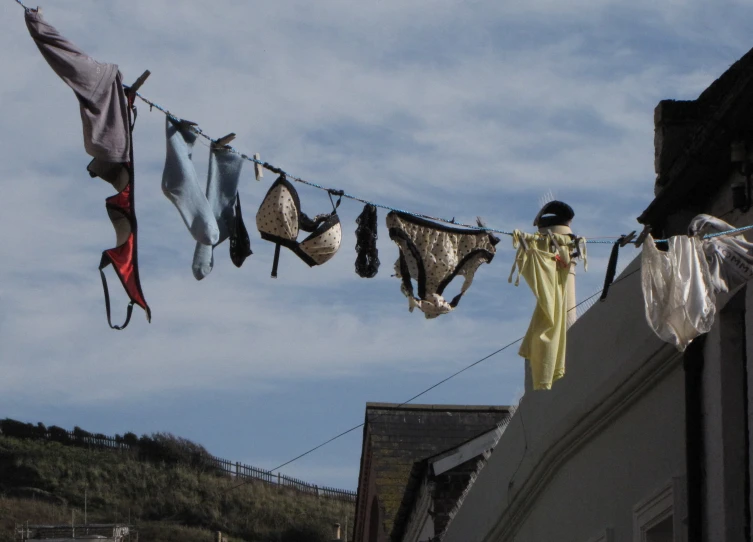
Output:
top-left (619, 231), bottom-right (636, 247)
top-left (213, 133), bottom-right (236, 148)
top-left (126, 70), bottom-right (150, 94)
top-left (547, 231), bottom-right (561, 251)
top-left (177, 119), bottom-right (198, 132)
top-left (634, 225), bottom-right (652, 248)
top-left (124, 70), bottom-right (150, 107)
top-left (254, 153), bottom-right (263, 181)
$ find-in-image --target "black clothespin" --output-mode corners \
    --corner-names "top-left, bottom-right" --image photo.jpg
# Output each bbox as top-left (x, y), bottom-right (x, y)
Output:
top-left (176, 119), bottom-right (198, 134)
top-left (328, 189), bottom-right (344, 212)
top-left (619, 231), bottom-right (636, 247)
top-left (634, 225), bottom-right (652, 248)
top-left (212, 133), bottom-right (236, 149)
top-left (124, 70), bottom-right (150, 107)
top-left (254, 153), bottom-right (263, 181)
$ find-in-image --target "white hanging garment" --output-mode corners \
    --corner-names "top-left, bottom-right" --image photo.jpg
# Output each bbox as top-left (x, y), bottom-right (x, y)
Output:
top-left (688, 214), bottom-right (753, 294)
top-left (641, 233), bottom-right (716, 351)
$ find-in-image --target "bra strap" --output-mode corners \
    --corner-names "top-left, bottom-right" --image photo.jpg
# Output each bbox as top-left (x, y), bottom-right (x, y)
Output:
top-left (99, 259), bottom-right (135, 330)
top-left (271, 243), bottom-right (281, 278)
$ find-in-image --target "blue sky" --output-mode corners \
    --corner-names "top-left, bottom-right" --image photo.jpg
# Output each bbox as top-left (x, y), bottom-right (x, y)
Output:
top-left (1, 0), bottom-right (751, 491)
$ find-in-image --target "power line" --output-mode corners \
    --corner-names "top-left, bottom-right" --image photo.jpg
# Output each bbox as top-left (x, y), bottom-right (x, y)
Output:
top-left (223, 264), bottom-right (643, 494)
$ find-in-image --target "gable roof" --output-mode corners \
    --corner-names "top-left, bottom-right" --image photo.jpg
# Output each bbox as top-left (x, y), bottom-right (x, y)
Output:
top-left (392, 419), bottom-right (512, 542)
top-left (354, 403), bottom-right (511, 540)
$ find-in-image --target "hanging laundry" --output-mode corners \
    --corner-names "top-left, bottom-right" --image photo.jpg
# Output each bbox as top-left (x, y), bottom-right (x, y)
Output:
top-left (256, 175), bottom-right (342, 277)
top-left (229, 195), bottom-right (253, 268)
top-left (355, 204), bottom-right (380, 278)
top-left (192, 143), bottom-right (248, 280)
top-left (25, 10), bottom-right (130, 163)
top-left (532, 200), bottom-right (586, 329)
top-left (88, 158), bottom-right (151, 329)
top-left (509, 230), bottom-right (578, 390)
top-left (386, 212), bottom-right (499, 319)
top-left (641, 233), bottom-right (716, 351)
top-left (25, 9), bottom-right (150, 329)
top-left (162, 117), bottom-right (220, 246)
top-left (688, 214), bottom-right (753, 294)
top-left (599, 232), bottom-right (634, 302)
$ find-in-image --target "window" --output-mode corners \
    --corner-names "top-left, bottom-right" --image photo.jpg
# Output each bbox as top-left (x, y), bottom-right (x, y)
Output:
top-left (633, 477), bottom-right (687, 542)
top-left (645, 516), bottom-right (673, 542)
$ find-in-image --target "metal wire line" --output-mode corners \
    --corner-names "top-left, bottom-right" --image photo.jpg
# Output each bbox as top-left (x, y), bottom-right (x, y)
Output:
top-left (14, 0), bottom-right (753, 245)
top-left (132, 92), bottom-right (753, 246)
top-left (222, 265), bottom-right (643, 494)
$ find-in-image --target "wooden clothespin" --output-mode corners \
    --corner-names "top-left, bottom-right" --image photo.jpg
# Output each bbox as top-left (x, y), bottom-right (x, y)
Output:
top-left (124, 70), bottom-right (150, 107)
top-left (547, 231), bottom-right (561, 251)
top-left (634, 225), bottom-right (652, 248)
top-left (127, 70), bottom-right (151, 94)
top-left (212, 133), bottom-right (236, 149)
top-left (254, 153), bottom-right (263, 181)
top-left (619, 230), bottom-right (636, 247)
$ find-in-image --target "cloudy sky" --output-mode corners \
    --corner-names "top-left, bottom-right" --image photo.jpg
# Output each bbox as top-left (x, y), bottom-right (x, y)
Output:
top-left (1, 0), bottom-right (751, 491)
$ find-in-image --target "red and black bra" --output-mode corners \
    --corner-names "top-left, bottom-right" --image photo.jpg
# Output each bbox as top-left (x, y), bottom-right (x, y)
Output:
top-left (87, 103), bottom-right (150, 329)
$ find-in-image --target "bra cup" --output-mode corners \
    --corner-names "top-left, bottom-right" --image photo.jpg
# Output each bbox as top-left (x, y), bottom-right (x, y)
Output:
top-left (256, 182), bottom-right (299, 241)
top-left (299, 217), bottom-right (342, 265)
top-left (107, 207), bottom-right (133, 247)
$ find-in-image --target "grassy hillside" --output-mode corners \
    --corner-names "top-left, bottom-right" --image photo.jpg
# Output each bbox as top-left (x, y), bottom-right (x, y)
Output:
top-left (0, 436), bottom-right (353, 541)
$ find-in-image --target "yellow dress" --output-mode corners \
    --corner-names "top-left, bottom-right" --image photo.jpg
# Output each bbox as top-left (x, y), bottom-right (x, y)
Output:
top-left (509, 230), bottom-right (574, 390)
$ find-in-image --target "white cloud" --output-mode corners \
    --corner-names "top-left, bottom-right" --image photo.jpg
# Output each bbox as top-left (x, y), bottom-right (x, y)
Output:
top-left (1, 0), bottom-right (751, 484)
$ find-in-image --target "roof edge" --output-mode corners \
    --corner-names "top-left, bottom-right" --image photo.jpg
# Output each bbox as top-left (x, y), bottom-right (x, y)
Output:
top-left (365, 402), bottom-right (511, 412)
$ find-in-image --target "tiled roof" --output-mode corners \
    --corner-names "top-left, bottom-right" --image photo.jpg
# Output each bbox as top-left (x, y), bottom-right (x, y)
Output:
top-left (361, 403), bottom-right (511, 539)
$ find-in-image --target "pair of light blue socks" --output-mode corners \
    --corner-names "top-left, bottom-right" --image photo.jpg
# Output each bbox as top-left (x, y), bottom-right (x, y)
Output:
top-left (161, 118), bottom-right (244, 279)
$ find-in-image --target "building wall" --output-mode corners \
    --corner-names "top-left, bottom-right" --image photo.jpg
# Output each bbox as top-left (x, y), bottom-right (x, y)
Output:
top-left (444, 152), bottom-right (753, 541)
top-left (443, 254), bottom-right (688, 542)
top-left (358, 438), bottom-right (388, 542)
top-left (356, 427), bottom-right (388, 542)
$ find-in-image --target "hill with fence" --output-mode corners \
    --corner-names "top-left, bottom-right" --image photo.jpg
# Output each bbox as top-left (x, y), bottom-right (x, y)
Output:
top-left (0, 418), bottom-right (355, 503)
top-left (0, 419), bottom-right (355, 542)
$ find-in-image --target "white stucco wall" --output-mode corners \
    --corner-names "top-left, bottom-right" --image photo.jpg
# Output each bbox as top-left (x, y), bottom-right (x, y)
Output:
top-left (442, 152), bottom-right (753, 542)
top-left (444, 257), bottom-right (688, 542)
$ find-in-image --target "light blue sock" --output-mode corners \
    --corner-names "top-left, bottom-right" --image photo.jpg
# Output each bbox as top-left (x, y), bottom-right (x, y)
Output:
top-left (162, 118), bottom-right (219, 246)
top-left (192, 146), bottom-right (244, 280)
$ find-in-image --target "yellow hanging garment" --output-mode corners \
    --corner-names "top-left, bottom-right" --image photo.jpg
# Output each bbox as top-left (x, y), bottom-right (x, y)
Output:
top-left (509, 230), bottom-right (573, 390)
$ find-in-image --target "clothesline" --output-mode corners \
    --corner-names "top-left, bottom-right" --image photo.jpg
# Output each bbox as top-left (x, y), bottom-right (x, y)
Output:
top-left (133, 91), bottom-right (525, 236)
top-left (11, 0), bottom-right (753, 246)
top-left (133, 92), bottom-right (753, 246)
top-left (15, 0), bottom-right (753, 483)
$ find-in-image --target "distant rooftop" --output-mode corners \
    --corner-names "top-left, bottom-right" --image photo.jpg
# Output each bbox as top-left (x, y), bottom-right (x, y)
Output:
top-left (356, 403), bottom-right (512, 541)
